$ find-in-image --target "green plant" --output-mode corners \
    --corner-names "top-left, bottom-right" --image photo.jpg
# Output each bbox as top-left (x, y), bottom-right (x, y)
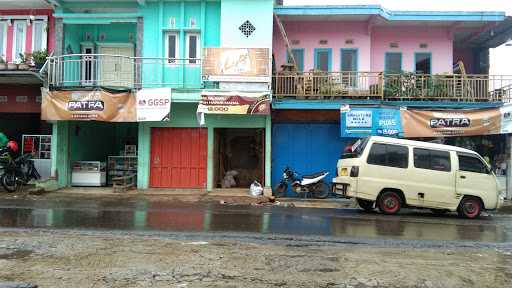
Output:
top-left (0, 57), bottom-right (5, 64)
top-left (32, 49), bottom-right (49, 64)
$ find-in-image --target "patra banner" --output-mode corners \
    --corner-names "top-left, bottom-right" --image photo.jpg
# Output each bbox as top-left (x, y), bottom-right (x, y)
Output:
top-left (41, 88), bottom-right (137, 122)
top-left (401, 109), bottom-right (502, 137)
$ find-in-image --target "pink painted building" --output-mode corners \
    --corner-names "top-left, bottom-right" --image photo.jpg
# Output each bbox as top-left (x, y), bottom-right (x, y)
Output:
top-left (273, 5), bottom-right (507, 75)
top-left (0, 8), bottom-right (54, 63)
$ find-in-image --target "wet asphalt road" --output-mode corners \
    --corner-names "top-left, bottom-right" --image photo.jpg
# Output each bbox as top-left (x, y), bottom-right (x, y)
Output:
top-left (0, 197), bottom-right (511, 249)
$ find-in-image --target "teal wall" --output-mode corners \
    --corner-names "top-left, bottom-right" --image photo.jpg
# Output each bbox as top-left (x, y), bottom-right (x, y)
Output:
top-left (141, 0), bottom-right (221, 91)
top-left (137, 103), bottom-right (270, 190)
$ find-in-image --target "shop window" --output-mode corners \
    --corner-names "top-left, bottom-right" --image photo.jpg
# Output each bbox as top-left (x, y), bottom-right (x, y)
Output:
top-left (415, 52), bottom-right (431, 74)
top-left (315, 48), bottom-right (331, 72)
top-left (287, 48), bottom-right (304, 72)
top-left (0, 21), bottom-right (6, 59)
top-left (367, 143), bottom-right (408, 168)
top-left (186, 33), bottom-right (200, 64)
top-left (413, 148), bottom-right (451, 172)
top-left (165, 32), bottom-right (179, 64)
top-left (32, 21), bottom-right (47, 52)
top-left (12, 21), bottom-right (27, 62)
top-left (385, 52), bottom-right (402, 74)
top-left (458, 154), bottom-right (489, 174)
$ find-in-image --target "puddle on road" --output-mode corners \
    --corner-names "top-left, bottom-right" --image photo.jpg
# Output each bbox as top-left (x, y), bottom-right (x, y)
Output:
top-left (0, 203), bottom-right (509, 243)
top-left (0, 249), bottom-right (33, 260)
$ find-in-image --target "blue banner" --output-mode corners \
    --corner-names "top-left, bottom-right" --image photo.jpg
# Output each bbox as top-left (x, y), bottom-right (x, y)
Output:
top-left (340, 107), bottom-right (403, 138)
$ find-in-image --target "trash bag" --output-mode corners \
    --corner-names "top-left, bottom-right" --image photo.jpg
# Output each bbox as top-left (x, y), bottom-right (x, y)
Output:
top-left (221, 170), bottom-right (238, 188)
top-left (249, 180), bottom-right (263, 197)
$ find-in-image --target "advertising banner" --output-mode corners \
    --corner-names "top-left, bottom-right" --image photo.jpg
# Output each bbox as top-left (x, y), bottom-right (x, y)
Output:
top-left (41, 88), bottom-right (136, 122)
top-left (136, 88), bottom-right (171, 122)
top-left (500, 103), bottom-right (512, 134)
top-left (202, 48), bottom-right (270, 82)
top-left (340, 106), bottom-right (403, 138)
top-left (401, 108), bottom-right (501, 138)
top-left (197, 91), bottom-right (270, 115)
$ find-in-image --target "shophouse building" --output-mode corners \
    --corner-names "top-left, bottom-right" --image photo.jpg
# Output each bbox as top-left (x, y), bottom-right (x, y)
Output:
top-left (272, 5), bottom-right (512, 197)
top-left (45, 0), bottom-right (273, 191)
top-left (0, 0), bottom-right (55, 179)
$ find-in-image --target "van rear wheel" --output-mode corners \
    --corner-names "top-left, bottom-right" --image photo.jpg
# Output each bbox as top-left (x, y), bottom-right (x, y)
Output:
top-left (378, 191), bottom-right (402, 215)
top-left (357, 199), bottom-right (374, 211)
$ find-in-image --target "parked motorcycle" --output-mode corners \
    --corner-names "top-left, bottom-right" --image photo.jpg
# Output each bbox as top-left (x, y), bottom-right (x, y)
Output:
top-left (1, 151), bottom-right (40, 193)
top-left (274, 166), bottom-right (330, 199)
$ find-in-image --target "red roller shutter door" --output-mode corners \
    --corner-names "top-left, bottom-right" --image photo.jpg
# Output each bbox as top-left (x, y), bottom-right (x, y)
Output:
top-left (150, 128), bottom-right (207, 188)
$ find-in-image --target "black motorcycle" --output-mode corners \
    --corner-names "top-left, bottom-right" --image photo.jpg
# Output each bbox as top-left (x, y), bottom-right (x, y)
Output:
top-left (1, 151), bottom-right (40, 193)
top-left (274, 166), bottom-right (330, 199)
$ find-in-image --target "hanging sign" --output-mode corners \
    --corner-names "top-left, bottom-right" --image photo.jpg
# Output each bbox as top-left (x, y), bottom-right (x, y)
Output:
top-left (41, 88), bottom-right (136, 122)
top-left (401, 108), bottom-right (501, 137)
top-left (202, 48), bottom-right (270, 82)
top-left (136, 88), bottom-right (171, 121)
top-left (341, 107), bottom-right (403, 138)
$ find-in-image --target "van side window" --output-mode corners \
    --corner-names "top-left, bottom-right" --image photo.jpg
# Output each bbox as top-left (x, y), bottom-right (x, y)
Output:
top-left (458, 154), bottom-right (488, 174)
top-left (413, 148), bottom-right (451, 172)
top-left (367, 143), bottom-right (408, 168)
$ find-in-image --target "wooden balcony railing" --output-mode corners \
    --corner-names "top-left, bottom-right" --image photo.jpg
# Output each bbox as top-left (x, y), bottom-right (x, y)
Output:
top-left (272, 71), bottom-right (512, 102)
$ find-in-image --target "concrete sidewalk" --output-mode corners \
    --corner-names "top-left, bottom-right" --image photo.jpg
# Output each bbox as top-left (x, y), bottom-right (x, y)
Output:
top-left (0, 186), bottom-right (357, 210)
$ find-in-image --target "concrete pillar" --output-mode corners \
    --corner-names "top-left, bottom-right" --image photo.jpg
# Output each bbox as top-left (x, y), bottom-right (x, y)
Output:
top-left (265, 114), bottom-right (272, 188)
top-left (507, 135), bottom-right (512, 200)
top-left (207, 126), bottom-right (214, 192)
top-left (51, 121), bottom-right (70, 188)
top-left (54, 18), bottom-right (64, 56)
top-left (137, 123), bottom-right (150, 189)
top-left (135, 17), bottom-right (144, 88)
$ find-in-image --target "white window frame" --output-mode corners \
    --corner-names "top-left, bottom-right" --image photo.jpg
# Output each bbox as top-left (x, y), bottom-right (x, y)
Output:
top-left (12, 21), bottom-right (27, 63)
top-left (0, 21), bottom-right (7, 61)
top-left (164, 32), bottom-right (179, 65)
top-left (185, 33), bottom-right (200, 65)
top-left (31, 20), bottom-right (48, 53)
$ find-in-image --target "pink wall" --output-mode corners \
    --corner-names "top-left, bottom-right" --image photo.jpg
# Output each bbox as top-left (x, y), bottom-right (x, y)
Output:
top-left (371, 27), bottom-right (453, 74)
top-left (273, 21), bottom-right (454, 74)
top-left (0, 9), bottom-right (54, 63)
top-left (274, 21), bottom-right (371, 72)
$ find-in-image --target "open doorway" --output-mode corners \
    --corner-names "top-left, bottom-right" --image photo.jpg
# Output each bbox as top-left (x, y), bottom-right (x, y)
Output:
top-left (214, 128), bottom-right (265, 189)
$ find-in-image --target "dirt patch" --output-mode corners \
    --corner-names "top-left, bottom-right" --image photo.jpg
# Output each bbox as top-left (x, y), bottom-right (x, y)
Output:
top-left (0, 230), bottom-right (510, 288)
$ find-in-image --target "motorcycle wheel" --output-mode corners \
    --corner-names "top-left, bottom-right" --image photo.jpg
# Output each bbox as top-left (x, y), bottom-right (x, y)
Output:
top-left (274, 183), bottom-right (287, 198)
top-left (1, 173), bottom-right (17, 193)
top-left (313, 181), bottom-right (330, 199)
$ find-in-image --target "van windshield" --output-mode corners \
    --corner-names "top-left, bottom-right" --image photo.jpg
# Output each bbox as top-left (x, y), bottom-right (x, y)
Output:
top-left (341, 137), bottom-right (369, 159)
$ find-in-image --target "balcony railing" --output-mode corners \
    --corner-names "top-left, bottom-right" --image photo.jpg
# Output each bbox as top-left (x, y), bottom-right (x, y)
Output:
top-left (272, 71), bottom-right (512, 102)
top-left (47, 54), bottom-right (202, 89)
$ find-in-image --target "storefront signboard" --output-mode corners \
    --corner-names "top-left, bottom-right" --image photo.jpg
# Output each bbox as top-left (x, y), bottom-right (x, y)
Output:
top-left (198, 91), bottom-right (270, 115)
top-left (41, 88), bottom-right (136, 122)
top-left (202, 48), bottom-right (270, 83)
top-left (401, 108), bottom-right (501, 137)
top-left (136, 88), bottom-right (171, 122)
top-left (500, 103), bottom-right (512, 134)
top-left (340, 106), bottom-right (403, 138)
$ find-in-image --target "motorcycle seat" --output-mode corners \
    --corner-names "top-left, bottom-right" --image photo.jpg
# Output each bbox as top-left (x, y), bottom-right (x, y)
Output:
top-left (302, 172), bottom-right (327, 179)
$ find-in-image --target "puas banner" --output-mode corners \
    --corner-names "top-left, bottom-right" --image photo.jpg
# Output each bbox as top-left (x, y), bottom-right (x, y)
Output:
top-left (340, 105), bottom-right (403, 138)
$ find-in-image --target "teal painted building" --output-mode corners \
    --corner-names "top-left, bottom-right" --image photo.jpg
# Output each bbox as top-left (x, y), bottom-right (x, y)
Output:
top-left (49, 0), bottom-right (274, 192)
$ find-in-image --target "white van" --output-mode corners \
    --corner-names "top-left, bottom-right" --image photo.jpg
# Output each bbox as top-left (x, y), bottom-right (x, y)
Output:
top-left (332, 136), bottom-right (504, 218)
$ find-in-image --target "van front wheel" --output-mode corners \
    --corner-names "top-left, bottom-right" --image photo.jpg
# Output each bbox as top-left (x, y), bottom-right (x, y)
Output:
top-left (378, 191), bottom-right (402, 215)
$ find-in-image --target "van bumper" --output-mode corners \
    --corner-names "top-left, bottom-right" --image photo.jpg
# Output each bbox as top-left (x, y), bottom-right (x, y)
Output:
top-left (332, 176), bottom-right (357, 198)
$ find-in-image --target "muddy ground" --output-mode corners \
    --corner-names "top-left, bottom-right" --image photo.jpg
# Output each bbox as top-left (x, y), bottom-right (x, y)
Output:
top-left (0, 229), bottom-right (511, 288)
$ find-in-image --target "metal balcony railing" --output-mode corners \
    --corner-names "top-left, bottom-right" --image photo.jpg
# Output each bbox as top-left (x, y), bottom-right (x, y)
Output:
top-left (272, 71), bottom-right (512, 102)
top-left (47, 54), bottom-right (202, 89)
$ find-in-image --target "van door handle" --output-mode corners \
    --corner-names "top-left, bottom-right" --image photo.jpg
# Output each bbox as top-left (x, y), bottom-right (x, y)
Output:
top-left (460, 175), bottom-right (466, 179)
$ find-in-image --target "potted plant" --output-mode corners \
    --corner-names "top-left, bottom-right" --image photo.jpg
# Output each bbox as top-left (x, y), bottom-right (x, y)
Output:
top-left (17, 53), bottom-right (31, 70)
top-left (32, 49), bottom-right (48, 70)
top-left (0, 57), bottom-right (6, 70)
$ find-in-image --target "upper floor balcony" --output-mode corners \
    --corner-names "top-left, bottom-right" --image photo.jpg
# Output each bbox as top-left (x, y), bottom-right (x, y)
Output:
top-left (272, 71), bottom-right (512, 102)
top-left (46, 54), bottom-right (202, 90)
